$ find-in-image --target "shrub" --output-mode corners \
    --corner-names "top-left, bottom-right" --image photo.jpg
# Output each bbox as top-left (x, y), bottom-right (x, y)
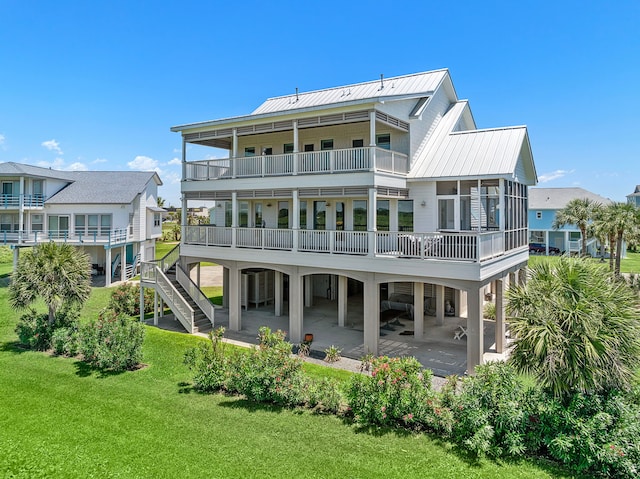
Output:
top-left (307, 377), bottom-right (346, 414)
top-left (51, 327), bottom-right (79, 356)
top-left (447, 361), bottom-right (529, 457)
top-left (323, 345), bottom-right (341, 363)
top-left (108, 283), bottom-right (154, 317)
top-left (347, 356), bottom-right (449, 432)
top-left (15, 310), bottom-right (51, 350)
top-left (226, 327), bottom-right (309, 406)
top-left (79, 308), bottom-right (145, 371)
top-left (184, 327), bottom-right (230, 392)
top-left (483, 301), bottom-right (496, 320)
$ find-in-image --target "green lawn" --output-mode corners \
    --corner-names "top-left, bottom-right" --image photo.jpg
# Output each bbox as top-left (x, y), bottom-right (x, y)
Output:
top-left (529, 250), bottom-right (640, 274)
top-left (0, 268), bottom-right (568, 478)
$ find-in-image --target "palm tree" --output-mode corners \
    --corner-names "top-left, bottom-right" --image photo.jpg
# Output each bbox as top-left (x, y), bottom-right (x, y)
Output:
top-left (552, 198), bottom-right (600, 257)
top-left (9, 242), bottom-right (92, 325)
top-left (590, 205), bottom-right (617, 272)
top-left (608, 202), bottom-right (640, 275)
top-left (506, 257), bottom-right (640, 399)
top-left (156, 196), bottom-right (165, 208)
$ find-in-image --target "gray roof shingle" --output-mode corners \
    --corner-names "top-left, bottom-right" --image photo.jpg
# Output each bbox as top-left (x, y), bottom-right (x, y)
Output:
top-left (529, 187), bottom-right (612, 209)
top-left (46, 171), bottom-right (160, 204)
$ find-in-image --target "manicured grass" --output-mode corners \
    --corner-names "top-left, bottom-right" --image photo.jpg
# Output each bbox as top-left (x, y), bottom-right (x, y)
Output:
top-left (0, 279), bottom-right (568, 478)
top-left (155, 241), bottom-right (179, 259)
top-left (201, 285), bottom-right (223, 305)
top-left (529, 251), bottom-right (640, 274)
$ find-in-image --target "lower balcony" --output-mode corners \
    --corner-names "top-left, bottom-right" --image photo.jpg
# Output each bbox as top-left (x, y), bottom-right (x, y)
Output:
top-left (183, 226), bottom-right (510, 262)
top-left (0, 229), bottom-right (132, 247)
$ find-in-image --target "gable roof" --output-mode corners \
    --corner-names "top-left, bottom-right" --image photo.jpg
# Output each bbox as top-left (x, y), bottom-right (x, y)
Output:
top-left (529, 187), bottom-right (613, 209)
top-left (252, 70), bottom-right (449, 115)
top-left (408, 101), bottom-right (536, 184)
top-left (46, 171), bottom-right (161, 204)
top-left (0, 162), bottom-right (75, 181)
top-left (171, 69), bottom-right (451, 132)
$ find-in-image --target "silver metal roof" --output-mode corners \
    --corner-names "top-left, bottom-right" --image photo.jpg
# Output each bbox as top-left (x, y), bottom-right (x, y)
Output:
top-left (252, 70), bottom-right (449, 115)
top-left (529, 187), bottom-right (613, 209)
top-left (408, 102), bottom-right (534, 182)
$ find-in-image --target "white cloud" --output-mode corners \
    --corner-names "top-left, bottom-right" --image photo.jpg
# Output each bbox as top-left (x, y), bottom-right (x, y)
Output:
top-left (67, 162), bottom-right (88, 171)
top-left (167, 157), bottom-right (181, 166)
top-left (92, 158), bottom-right (108, 164)
top-left (538, 169), bottom-right (574, 183)
top-left (41, 139), bottom-right (63, 155)
top-left (36, 158), bottom-right (65, 170)
top-left (162, 171), bottom-right (181, 184)
top-left (128, 155), bottom-right (161, 172)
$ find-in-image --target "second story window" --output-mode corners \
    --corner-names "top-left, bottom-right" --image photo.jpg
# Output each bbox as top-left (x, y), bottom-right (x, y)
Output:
top-left (398, 200), bottom-right (413, 232)
top-left (320, 139), bottom-right (333, 150)
top-left (376, 134), bottom-right (391, 150)
top-left (283, 143), bottom-right (294, 154)
top-left (244, 147), bottom-right (256, 157)
top-left (377, 200), bottom-right (389, 231)
top-left (154, 213), bottom-right (161, 227)
top-left (536, 211), bottom-right (542, 220)
top-left (352, 139), bottom-right (364, 148)
top-left (353, 200), bottom-right (367, 231)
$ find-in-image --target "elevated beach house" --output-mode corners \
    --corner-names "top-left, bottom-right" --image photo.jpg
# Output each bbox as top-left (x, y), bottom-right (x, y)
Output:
top-left (0, 162), bottom-right (163, 285)
top-left (166, 69), bottom-right (536, 372)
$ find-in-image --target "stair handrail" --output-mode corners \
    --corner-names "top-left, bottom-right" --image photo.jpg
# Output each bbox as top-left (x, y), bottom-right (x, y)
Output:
top-left (159, 244), bottom-right (180, 273)
top-left (140, 261), bottom-right (195, 333)
top-left (176, 264), bottom-right (215, 327)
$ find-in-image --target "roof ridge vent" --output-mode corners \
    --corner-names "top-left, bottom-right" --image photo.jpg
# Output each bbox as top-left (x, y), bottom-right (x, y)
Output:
top-left (379, 73), bottom-right (384, 90)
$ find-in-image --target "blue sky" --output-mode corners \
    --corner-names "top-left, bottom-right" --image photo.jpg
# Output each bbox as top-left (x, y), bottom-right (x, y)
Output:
top-left (1, 0), bottom-right (638, 206)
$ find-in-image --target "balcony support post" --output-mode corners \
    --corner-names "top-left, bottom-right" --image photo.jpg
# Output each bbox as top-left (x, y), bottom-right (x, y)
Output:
top-left (105, 248), bottom-right (112, 287)
top-left (363, 273), bottom-right (379, 356)
top-left (414, 282), bottom-right (424, 338)
top-left (292, 120), bottom-right (299, 175)
top-left (367, 187), bottom-right (376, 256)
top-left (495, 277), bottom-right (506, 353)
top-left (292, 190), bottom-right (299, 251)
top-left (181, 138), bottom-right (187, 180)
top-left (288, 269), bottom-right (303, 344)
top-left (274, 271), bottom-right (282, 317)
top-left (228, 263), bottom-right (241, 331)
top-left (231, 192), bottom-right (237, 248)
top-left (338, 275), bottom-right (347, 327)
top-left (466, 285), bottom-right (484, 374)
top-left (222, 267), bottom-right (229, 308)
top-left (435, 284), bottom-right (445, 326)
top-left (232, 128), bottom-right (238, 178)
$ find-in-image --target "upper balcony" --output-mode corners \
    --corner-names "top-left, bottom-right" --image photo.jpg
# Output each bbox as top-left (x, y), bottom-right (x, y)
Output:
top-left (184, 146), bottom-right (409, 181)
top-left (0, 228), bottom-right (132, 248)
top-left (1, 194), bottom-right (46, 209)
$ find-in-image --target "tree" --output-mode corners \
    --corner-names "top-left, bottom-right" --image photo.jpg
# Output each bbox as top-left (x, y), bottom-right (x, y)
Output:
top-left (589, 205), bottom-right (617, 272)
top-left (552, 198), bottom-right (600, 257)
top-left (9, 242), bottom-right (92, 325)
top-left (608, 202), bottom-right (640, 276)
top-left (506, 257), bottom-right (640, 399)
top-left (156, 196), bottom-right (166, 208)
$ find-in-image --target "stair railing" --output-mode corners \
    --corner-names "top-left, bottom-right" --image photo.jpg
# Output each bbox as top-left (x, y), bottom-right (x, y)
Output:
top-left (176, 264), bottom-right (215, 327)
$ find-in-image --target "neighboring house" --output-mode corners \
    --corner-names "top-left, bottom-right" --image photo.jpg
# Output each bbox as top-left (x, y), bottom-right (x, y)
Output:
top-left (627, 185), bottom-right (640, 207)
top-left (164, 69), bottom-right (537, 373)
top-left (0, 162), bottom-right (164, 285)
top-left (529, 187), bottom-right (612, 256)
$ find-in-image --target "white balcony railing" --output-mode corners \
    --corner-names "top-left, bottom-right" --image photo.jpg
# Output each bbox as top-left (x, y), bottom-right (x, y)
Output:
top-left (0, 228), bottom-right (131, 246)
top-left (184, 147), bottom-right (409, 181)
top-left (0, 194), bottom-right (46, 208)
top-left (183, 226), bottom-right (511, 263)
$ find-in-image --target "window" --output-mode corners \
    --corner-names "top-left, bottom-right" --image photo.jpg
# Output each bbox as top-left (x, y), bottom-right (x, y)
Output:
top-left (569, 231), bottom-right (581, 241)
top-left (154, 213), bottom-right (161, 227)
top-left (299, 201), bottom-right (307, 229)
top-left (254, 203), bottom-right (263, 227)
top-left (320, 139), bottom-right (333, 150)
top-left (1, 214), bottom-right (15, 232)
top-left (225, 202), bottom-right (232, 227)
top-left (31, 214), bottom-right (43, 232)
top-left (530, 231), bottom-right (544, 243)
top-left (377, 200), bottom-right (389, 231)
top-left (353, 200), bottom-right (367, 231)
top-left (376, 134), bottom-right (391, 150)
top-left (352, 139), bottom-right (364, 148)
top-left (238, 202), bottom-right (249, 227)
top-left (536, 211), bottom-right (542, 220)
top-left (75, 214), bottom-right (112, 236)
top-left (262, 147), bottom-right (273, 156)
top-left (32, 180), bottom-right (43, 197)
top-left (278, 201), bottom-right (289, 229)
top-left (304, 144), bottom-right (314, 152)
top-left (398, 200), bottom-right (413, 232)
top-left (244, 147), bottom-right (256, 157)
top-left (336, 202), bottom-right (345, 231)
top-left (438, 199), bottom-right (455, 230)
top-left (2, 182), bottom-right (13, 195)
top-left (314, 201), bottom-right (326, 230)
top-left (283, 143), bottom-right (294, 154)
top-left (48, 215), bottom-right (69, 236)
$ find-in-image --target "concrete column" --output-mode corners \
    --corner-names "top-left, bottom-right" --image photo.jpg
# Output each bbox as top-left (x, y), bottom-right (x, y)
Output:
top-left (363, 273), bottom-right (379, 356)
top-left (139, 284), bottom-right (145, 322)
top-left (274, 271), bottom-right (282, 317)
top-left (304, 275), bottom-right (313, 307)
top-left (545, 231), bottom-right (549, 256)
top-left (338, 275), bottom-right (347, 327)
top-left (466, 286), bottom-right (484, 374)
top-left (222, 267), bottom-right (229, 308)
top-left (456, 289), bottom-right (468, 318)
top-left (12, 247), bottom-right (19, 271)
top-left (120, 245), bottom-right (126, 283)
top-left (435, 284), bottom-right (445, 325)
top-left (160, 298), bottom-right (164, 318)
top-left (228, 264), bottom-right (241, 331)
top-left (495, 277), bottom-right (506, 354)
top-left (518, 268), bottom-right (526, 286)
top-left (153, 290), bottom-right (158, 326)
top-left (414, 282), bottom-right (424, 338)
top-left (288, 269), bottom-right (303, 343)
top-left (105, 248), bottom-right (112, 287)
top-left (509, 271), bottom-right (516, 287)
top-left (196, 263), bottom-right (201, 288)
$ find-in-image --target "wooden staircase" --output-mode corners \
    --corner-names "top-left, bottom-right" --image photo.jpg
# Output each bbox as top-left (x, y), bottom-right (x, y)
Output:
top-left (165, 265), bottom-right (213, 334)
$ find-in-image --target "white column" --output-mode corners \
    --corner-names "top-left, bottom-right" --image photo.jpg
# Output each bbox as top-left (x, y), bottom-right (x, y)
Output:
top-left (12, 247), bottom-right (19, 271)
top-left (292, 190), bottom-right (299, 251)
top-left (564, 230), bottom-right (569, 254)
top-left (414, 282), bottom-right (424, 338)
top-left (369, 111), bottom-right (376, 146)
top-left (231, 192), bottom-right (237, 247)
top-left (338, 275), bottom-right (347, 327)
top-left (456, 290), bottom-right (468, 318)
top-left (120, 245), bottom-right (126, 282)
top-left (292, 120), bottom-right (299, 176)
top-left (304, 275), bottom-right (313, 307)
top-left (153, 289), bottom-right (158, 326)
top-left (368, 187), bottom-right (376, 257)
top-left (288, 269), bottom-right (303, 343)
top-left (222, 267), bottom-right (229, 308)
top-left (160, 298), bottom-right (164, 317)
top-left (545, 230), bottom-right (549, 256)
top-left (435, 284), bottom-right (445, 326)
top-left (105, 248), bottom-right (112, 287)
top-left (18, 177), bottom-right (24, 242)
top-left (274, 271), bottom-right (282, 317)
top-left (232, 128), bottom-right (238, 159)
top-left (196, 263), bottom-right (201, 288)
top-left (228, 264), bottom-right (241, 331)
top-left (181, 138), bottom-right (187, 180)
top-left (363, 273), bottom-right (379, 356)
top-left (495, 277), bottom-right (506, 354)
top-left (466, 286), bottom-right (484, 374)
top-left (139, 284), bottom-right (145, 322)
